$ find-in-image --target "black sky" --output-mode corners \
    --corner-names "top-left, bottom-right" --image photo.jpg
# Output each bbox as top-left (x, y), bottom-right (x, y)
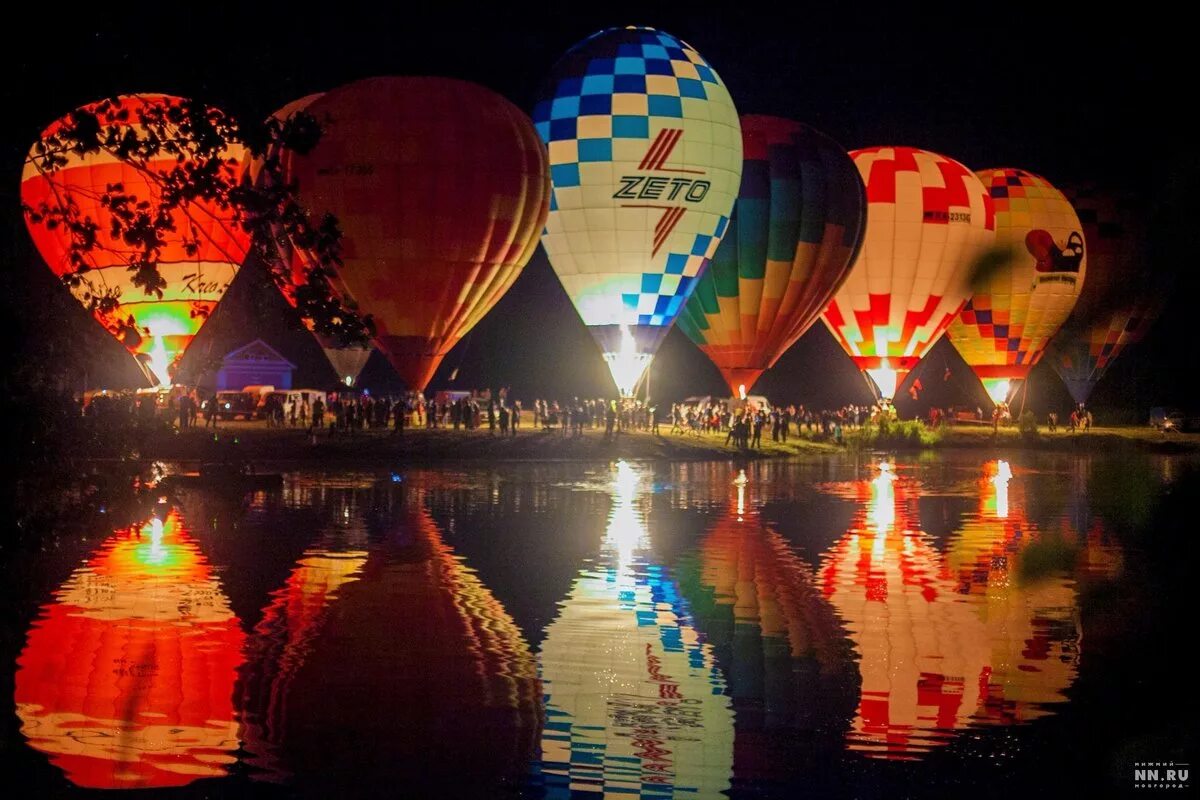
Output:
top-left (2, 4), bottom-right (1191, 416)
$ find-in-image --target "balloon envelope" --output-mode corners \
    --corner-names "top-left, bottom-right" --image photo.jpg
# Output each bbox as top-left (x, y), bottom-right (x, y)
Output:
top-left (821, 147), bottom-right (995, 399)
top-left (678, 115), bottom-right (865, 395)
top-left (535, 26), bottom-right (742, 395)
top-left (281, 77), bottom-right (550, 391)
top-left (249, 93), bottom-right (374, 387)
top-left (1047, 186), bottom-right (1161, 405)
top-left (947, 168), bottom-right (1087, 403)
top-left (21, 94), bottom-right (250, 386)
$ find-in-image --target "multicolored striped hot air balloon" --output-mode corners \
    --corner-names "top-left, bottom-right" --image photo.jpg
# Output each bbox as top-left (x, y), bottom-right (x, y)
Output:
top-left (677, 116), bottom-right (866, 397)
top-left (279, 77), bottom-right (550, 391)
top-left (534, 26), bottom-right (742, 396)
top-left (1048, 186), bottom-right (1162, 405)
top-left (21, 94), bottom-right (251, 386)
top-left (947, 168), bottom-right (1087, 404)
top-left (820, 147), bottom-right (995, 400)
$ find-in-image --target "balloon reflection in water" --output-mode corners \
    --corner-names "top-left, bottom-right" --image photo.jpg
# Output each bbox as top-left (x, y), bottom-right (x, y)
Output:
top-left (14, 511), bottom-right (245, 788)
top-left (237, 491), bottom-right (540, 791)
top-left (819, 460), bottom-right (1117, 759)
top-left (536, 460), bottom-right (734, 798)
top-left (674, 471), bottom-right (858, 786)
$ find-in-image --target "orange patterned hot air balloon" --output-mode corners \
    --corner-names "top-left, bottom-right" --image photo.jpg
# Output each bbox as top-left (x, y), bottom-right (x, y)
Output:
top-left (947, 168), bottom-right (1087, 404)
top-left (678, 116), bottom-right (866, 397)
top-left (820, 147), bottom-right (995, 400)
top-left (21, 94), bottom-right (251, 386)
top-left (279, 77), bottom-right (550, 391)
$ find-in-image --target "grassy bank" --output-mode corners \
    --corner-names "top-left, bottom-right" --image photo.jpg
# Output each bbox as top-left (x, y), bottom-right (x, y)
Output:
top-left (136, 423), bottom-right (839, 465)
top-left (118, 420), bottom-right (1200, 467)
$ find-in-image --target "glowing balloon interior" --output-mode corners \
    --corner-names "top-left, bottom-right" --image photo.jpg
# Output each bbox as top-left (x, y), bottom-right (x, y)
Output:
top-left (21, 94), bottom-right (250, 386)
top-left (535, 26), bottom-right (742, 395)
top-left (821, 147), bottom-right (995, 399)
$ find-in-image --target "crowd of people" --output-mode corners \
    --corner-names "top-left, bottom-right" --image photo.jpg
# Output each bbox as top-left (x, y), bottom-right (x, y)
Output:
top-left (667, 400), bottom-right (880, 444)
top-left (74, 386), bottom-right (1107, 445)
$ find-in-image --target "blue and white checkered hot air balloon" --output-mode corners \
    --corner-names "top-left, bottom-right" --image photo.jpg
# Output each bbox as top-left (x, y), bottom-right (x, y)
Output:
top-left (535, 26), bottom-right (743, 396)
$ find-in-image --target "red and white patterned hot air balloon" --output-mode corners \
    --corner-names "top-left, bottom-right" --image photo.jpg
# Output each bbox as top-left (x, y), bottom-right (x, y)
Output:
top-left (821, 147), bottom-right (995, 400)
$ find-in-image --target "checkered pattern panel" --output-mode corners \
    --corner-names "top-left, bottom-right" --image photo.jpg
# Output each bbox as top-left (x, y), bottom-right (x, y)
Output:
top-left (535, 27), bottom-right (742, 335)
top-left (946, 168), bottom-right (1086, 379)
top-left (820, 147), bottom-right (995, 369)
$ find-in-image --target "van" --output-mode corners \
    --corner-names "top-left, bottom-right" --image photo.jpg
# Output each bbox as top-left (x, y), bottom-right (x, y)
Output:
top-left (214, 390), bottom-right (259, 420)
top-left (261, 389), bottom-right (328, 417)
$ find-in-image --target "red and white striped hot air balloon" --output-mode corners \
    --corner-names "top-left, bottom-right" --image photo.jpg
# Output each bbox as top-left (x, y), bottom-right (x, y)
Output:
top-left (821, 147), bottom-right (995, 400)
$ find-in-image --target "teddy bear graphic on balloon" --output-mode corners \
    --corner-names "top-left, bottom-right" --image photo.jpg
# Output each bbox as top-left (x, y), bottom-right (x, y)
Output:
top-left (1026, 229), bottom-right (1085, 287)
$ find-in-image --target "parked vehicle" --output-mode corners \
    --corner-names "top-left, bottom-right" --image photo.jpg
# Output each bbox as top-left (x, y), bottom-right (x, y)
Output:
top-left (260, 389), bottom-right (328, 418)
top-left (1149, 407), bottom-right (1185, 432)
top-left (214, 391), bottom-right (260, 420)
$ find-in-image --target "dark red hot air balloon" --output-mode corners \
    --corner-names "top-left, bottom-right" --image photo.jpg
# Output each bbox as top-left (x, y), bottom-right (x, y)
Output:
top-left (279, 77), bottom-right (550, 391)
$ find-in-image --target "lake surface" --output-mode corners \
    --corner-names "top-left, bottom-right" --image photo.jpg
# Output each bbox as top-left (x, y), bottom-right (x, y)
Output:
top-left (3, 453), bottom-right (1194, 797)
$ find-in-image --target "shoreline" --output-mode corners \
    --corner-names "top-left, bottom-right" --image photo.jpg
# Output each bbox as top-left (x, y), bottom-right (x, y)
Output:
top-left (101, 423), bottom-right (1200, 468)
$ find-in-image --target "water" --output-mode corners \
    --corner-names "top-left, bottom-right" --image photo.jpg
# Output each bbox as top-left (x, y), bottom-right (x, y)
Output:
top-left (2, 453), bottom-right (1194, 797)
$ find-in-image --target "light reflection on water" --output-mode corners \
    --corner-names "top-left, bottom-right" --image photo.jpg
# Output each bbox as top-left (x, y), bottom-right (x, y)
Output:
top-left (13, 511), bottom-right (244, 789)
top-left (534, 461), bottom-right (733, 798)
top-left (8, 454), bottom-right (1167, 795)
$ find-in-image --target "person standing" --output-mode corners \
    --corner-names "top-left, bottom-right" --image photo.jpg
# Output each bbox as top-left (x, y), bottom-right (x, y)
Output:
top-left (204, 393), bottom-right (218, 428)
top-left (312, 398), bottom-right (325, 431)
top-left (394, 397), bottom-right (406, 436)
top-left (512, 400), bottom-right (521, 433)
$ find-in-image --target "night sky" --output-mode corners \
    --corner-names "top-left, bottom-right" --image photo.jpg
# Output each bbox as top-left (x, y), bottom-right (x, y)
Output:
top-left (2, 5), bottom-right (1190, 418)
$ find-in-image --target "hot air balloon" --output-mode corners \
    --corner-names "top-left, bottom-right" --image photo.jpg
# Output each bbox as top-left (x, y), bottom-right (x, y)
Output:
top-left (947, 168), bottom-right (1087, 405)
top-left (677, 116), bottom-right (866, 398)
top-left (21, 94), bottom-right (251, 387)
top-left (246, 93), bottom-right (374, 387)
top-left (535, 461), bottom-right (734, 795)
top-left (14, 512), bottom-right (245, 788)
top-left (821, 147), bottom-right (995, 401)
top-left (534, 26), bottom-right (742, 396)
top-left (279, 77), bottom-right (549, 391)
top-left (1047, 187), bottom-right (1161, 405)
